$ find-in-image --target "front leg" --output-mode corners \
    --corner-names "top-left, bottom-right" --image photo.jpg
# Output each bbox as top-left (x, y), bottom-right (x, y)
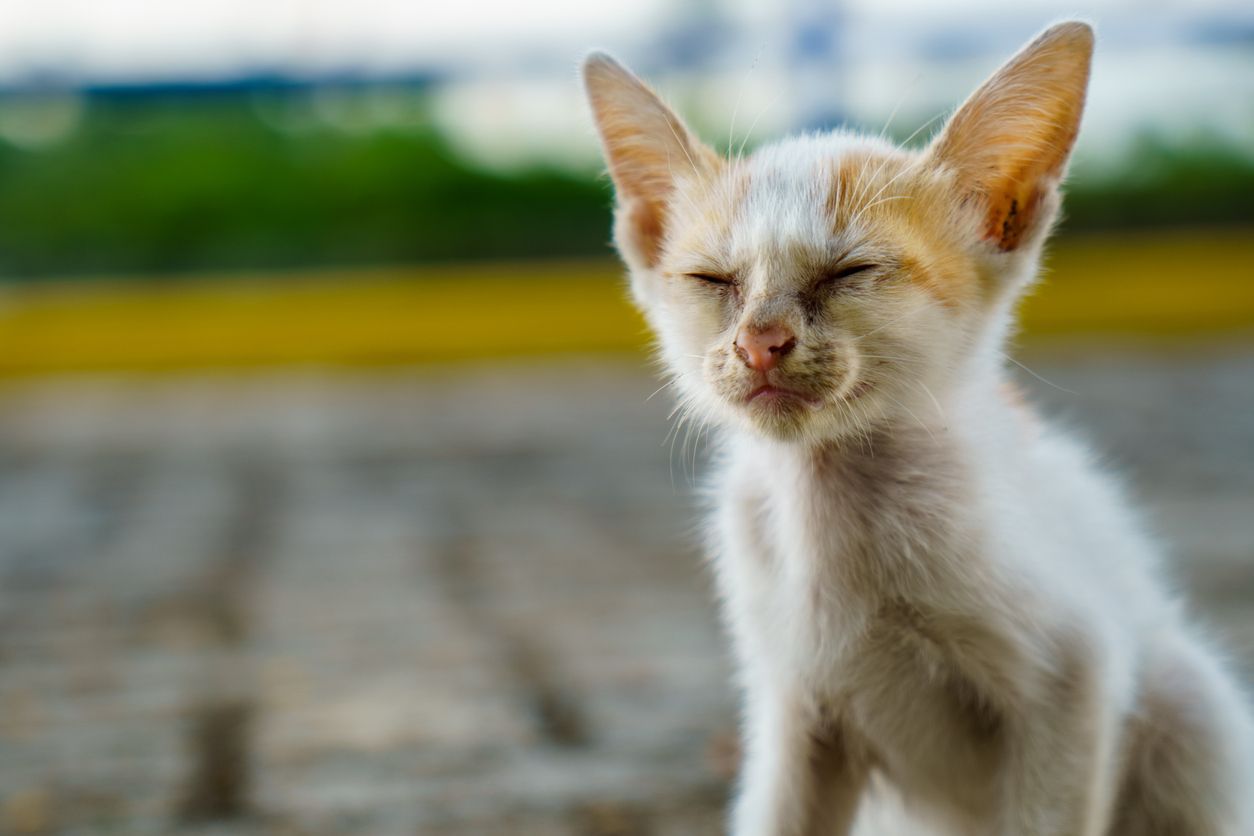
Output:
top-left (998, 646), bottom-right (1119, 836)
top-left (733, 687), bottom-right (866, 836)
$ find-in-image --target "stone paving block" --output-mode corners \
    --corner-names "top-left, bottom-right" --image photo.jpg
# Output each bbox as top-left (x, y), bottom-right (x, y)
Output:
top-left (0, 350), bottom-right (1251, 833)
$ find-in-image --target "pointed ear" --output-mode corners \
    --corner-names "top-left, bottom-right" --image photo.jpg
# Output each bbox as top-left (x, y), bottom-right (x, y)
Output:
top-left (928, 22), bottom-right (1093, 252)
top-left (581, 52), bottom-right (720, 268)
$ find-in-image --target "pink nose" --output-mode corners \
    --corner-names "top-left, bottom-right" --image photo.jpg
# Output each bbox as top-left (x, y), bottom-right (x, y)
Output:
top-left (734, 325), bottom-right (797, 372)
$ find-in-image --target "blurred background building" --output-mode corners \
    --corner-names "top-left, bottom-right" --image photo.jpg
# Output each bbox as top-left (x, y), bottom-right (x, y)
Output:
top-left (0, 1), bottom-right (1251, 834)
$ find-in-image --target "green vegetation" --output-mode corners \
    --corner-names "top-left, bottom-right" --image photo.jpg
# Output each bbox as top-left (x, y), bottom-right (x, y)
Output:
top-left (0, 91), bottom-right (1249, 282)
top-left (1066, 135), bottom-right (1254, 232)
top-left (0, 93), bottom-right (610, 281)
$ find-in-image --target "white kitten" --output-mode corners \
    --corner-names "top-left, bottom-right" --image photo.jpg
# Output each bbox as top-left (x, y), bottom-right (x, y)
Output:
top-left (582, 21), bottom-right (1253, 836)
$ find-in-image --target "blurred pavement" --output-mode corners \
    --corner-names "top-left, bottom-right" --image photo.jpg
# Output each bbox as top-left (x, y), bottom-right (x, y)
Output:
top-left (1, 346), bottom-right (1252, 834)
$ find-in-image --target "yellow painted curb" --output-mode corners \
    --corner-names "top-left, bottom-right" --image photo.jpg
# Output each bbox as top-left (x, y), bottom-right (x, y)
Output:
top-left (0, 230), bottom-right (1250, 377)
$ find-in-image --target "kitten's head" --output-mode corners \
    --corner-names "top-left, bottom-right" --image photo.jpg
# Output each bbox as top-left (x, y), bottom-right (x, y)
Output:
top-left (582, 23), bottom-right (1092, 444)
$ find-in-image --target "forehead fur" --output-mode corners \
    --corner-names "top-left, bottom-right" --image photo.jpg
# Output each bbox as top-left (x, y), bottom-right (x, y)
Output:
top-left (740, 132), bottom-right (912, 249)
top-left (668, 132), bottom-right (934, 257)
top-left (664, 130), bottom-right (974, 308)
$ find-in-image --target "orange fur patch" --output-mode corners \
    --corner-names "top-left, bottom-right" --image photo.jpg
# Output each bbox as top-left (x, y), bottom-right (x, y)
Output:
top-left (826, 154), bottom-right (979, 311)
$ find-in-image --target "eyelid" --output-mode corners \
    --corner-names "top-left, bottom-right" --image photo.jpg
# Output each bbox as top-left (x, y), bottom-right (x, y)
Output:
top-left (820, 263), bottom-right (878, 284)
top-left (684, 271), bottom-right (737, 286)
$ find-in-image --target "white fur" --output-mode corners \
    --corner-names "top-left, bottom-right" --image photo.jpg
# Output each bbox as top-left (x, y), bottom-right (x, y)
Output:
top-left (713, 364), bottom-right (1254, 834)
top-left (583, 24), bottom-right (1254, 835)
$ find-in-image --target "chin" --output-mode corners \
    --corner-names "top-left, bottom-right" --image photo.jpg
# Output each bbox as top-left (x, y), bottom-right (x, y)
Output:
top-left (746, 412), bottom-right (810, 441)
top-left (732, 396), bottom-right (819, 441)
top-left (743, 398), bottom-right (888, 446)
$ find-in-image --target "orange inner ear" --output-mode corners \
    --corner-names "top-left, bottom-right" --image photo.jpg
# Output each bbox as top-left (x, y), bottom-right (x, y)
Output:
top-left (621, 199), bottom-right (667, 268)
top-left (980, 113), bottom-right (1082, 251)
top-left (984, 173), bottom-right (1045, 252)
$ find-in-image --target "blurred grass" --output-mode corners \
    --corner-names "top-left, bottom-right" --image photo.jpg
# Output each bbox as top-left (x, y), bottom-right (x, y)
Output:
top-left (0, 94), bottom-right (1250, 281)
top-left (0, 96), bottom-right (612, 278)
top-left (0, 228), bottom-right (1250, 377)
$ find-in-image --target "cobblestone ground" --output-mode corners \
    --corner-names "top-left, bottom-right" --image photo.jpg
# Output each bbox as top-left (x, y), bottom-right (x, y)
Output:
top-left (1, 345), bottom-right (1252, 835)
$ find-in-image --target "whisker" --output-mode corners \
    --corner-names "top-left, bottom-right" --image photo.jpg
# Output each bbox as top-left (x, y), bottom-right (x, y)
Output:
top-left (646, 379), bottom-right (677, 402)
top-left (738, 87), bottom-right (785, 161)
top-left (662, 108), bottom-right (698, 173)
top-left (879, 390), bottom-right (936, 442)
top-left (661, 408), bottom-right (682, 447)
top-left (1001, 352), bottom-right (1076, 395)
top-left (845, 110), bottom-right (946, 214)
top-left (896, 109), bottom-right (948, 151)
top-left (667, 402), bottom-right (695, 491)
top-left (857, 353), bottom-right (927, 368)
top-left (857, 194), bottom-right (913, 217)
top-left (876, 71), bottom-right (925, 142)
top-left (728, 42), bottom-right (766, 155)
top-left (916, 380), bottom-right (947, 423)
top-left (876, 86), bottom-right (908, 143)
top-left (690, 418), bottom-right (708, 486)
top-left (851, 165), bottom-right (916, 225)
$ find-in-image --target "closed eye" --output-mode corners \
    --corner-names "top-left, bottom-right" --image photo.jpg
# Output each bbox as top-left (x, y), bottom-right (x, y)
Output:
top-left (819, 263), bottom-right (877, 285)
top-left (684, 272), bottom-right (736, 287)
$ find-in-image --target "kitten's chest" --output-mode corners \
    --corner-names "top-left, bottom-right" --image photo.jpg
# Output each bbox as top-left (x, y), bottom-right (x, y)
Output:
top-left (755, 488), bottom-right (893, 670)
top-left (718, 440), bottom-right (970, 682)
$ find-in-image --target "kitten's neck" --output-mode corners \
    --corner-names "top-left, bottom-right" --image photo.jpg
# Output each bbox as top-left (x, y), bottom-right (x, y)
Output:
top-left (744, 421), bottom-right (951, 485)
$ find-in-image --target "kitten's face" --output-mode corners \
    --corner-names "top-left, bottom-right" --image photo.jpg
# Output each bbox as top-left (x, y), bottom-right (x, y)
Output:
top-left (648, 138), bottom-right (976, 443)
top-left (584, 23), bottom-right (1092, 443)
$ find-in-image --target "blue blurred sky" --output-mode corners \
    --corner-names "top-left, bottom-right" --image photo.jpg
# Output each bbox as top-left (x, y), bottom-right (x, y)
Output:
top-left (1, 0), bottom-right (1251, 168)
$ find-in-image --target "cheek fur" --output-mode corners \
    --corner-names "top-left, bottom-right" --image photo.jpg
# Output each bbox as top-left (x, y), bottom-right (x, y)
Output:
top-left (668, 287), bottom-right (740, 362)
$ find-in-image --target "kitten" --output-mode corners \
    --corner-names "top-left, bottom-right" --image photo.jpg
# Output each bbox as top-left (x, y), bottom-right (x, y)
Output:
top-left (582, 21), bottom-right (1253, 836)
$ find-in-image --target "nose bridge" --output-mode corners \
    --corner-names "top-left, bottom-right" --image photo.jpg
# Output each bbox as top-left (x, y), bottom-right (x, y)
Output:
top-left (737, 249), bottom-right (804, 331)
top-left (740, 290), bottom-right (797, 335)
